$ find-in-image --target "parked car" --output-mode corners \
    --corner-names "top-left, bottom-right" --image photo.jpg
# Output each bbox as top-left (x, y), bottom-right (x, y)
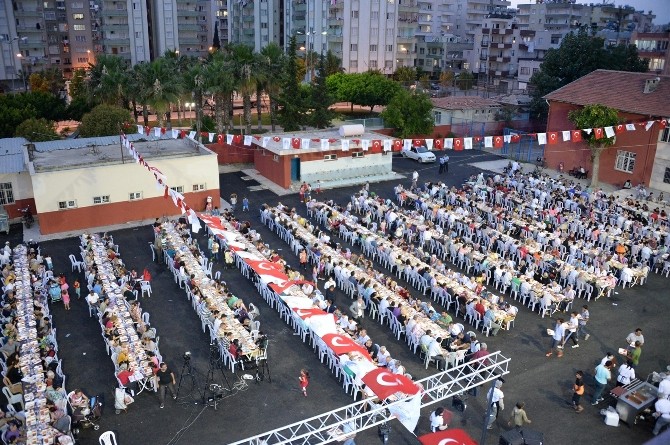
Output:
top-left (401, 146), bottom-right (436, 163)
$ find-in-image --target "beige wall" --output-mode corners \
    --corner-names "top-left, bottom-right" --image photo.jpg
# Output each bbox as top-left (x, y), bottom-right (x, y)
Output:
top-left (30, 154), bottom-right (219, 214)
top-left (649, 141), bottom-right (670, 194)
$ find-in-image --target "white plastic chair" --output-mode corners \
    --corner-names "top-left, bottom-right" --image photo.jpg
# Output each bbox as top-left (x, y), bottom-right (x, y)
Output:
top-left (140, 280), bottom-right (152, 298)
top-left (2, 386), bottom-right (24, 410)
top-left (99, 431), bottom-right (118, 445)
top-left (69, 254), bottom-right (84, 273)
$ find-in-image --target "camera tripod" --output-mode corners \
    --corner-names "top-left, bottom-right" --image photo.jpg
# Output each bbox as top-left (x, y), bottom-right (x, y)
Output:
top-left (175, 354), bottom-right (199, 404)
top-left (202, 342), bottom-right (233, 409)
top-left (255, 352), bottom-right (272, 383)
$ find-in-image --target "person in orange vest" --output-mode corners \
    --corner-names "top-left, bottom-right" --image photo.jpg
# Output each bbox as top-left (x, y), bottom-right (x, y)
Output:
top-left (299, 249), bottom-right (308, 270)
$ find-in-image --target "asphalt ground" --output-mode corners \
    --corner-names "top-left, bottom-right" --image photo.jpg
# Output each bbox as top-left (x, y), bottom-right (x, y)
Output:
top-left (2, 150), bottom-right (668, 445)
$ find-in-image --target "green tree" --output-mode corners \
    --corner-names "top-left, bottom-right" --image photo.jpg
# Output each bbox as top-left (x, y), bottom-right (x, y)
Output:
top-left (69, 68), bottom-right (87, 101)
top-left (494, 105), bottom-right (518, 127)
top-left (381, 90), bottom-right (434, 138)
top-left (144, 58), bottom-right (182, 128)
top-left (276, 36), bottom-right (305, 131)
top-left (230, 44), bottom-right (257, 134)
top-left (259, 42), bottom-right (285, 132)
top-left (324, 50), bottom-right (344, 76)
top-left (326, 72), bottom-right (359, 110)
top-left (207, 50), bottom-right (236, 133)
top-left (212, 22), bottom-right (221, 50)
top-left (393, 66), bottom-right (416, 83)
top-left (439, 70), bottom-right (455, 88)
top-left (357, 72), bottom-right (402, 112)
top-left (182, 63), bottom-right (207, 141)
top-left (64, 97), bottom-right (94, 121)
top-left (19, 91), bottom-right (66, 121)
top-left (529, 28), bottom-right (648, 119)
top-left (568, 104), bottom-right (620, 187)
top-left (15, 118), bottom-right (58, 142)
top-left (78, 104), bottom-right (132, 137)
top-left (457, 71), bottom-right (474, 91)
top-left (308, 53), bottom-right (334, 129)
top-left (87, 54), bottom-right (129, 107)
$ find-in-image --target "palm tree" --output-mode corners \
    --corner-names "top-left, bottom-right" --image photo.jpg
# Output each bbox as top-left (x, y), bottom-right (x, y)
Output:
top-left (230, 44), bottom-right (256, 134)
top-left (87, 54), bottom-right (128, 108)
top-left (145, 58), bottom-right (182, 128)
top-left (182, 63), bottom-right (207, 141)
top-left (206, 50), bottom-right (236, 133)
top-left (130, 62), bottom-right (154, 127)
top-left (259, 42), bottom-right (284, 132)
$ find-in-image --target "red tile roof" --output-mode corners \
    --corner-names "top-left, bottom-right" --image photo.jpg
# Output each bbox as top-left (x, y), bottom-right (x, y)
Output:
top-left (543, 69), bottom-right (670, 117)
top-left (431, 96), bottom-right (501, 110)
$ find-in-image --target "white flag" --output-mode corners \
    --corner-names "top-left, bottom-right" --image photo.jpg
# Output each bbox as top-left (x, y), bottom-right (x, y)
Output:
top-left (504, 135), bottom-right (512, 143)
top-left (282, 138), bottom-right (291, 150)
top-left (383, 140), bottom-right (392, 152)
top-left (403, 139), bottom-right (411, 151)
top-left (583, 128), bottom-right (592, 135)
top-left (537, 133), bottom-right (547, 145)
top-left (244, 135), bottom-right (252, 146)
top-left (188, 210), bottom-right (201, 233)
top-left (361, 139), bottom-right (370, 151)
top-left (645, 120), bottom-right (655, 131)
top-left (464, 137), bottom-right (473, 150)
top-left (625, 123), bottom-right (636, 131)
top-left (341, 139), bottom-right (350, 151)
top-left (154, 127), bottom-right (162, 138)
top-left (423, 139), bottom-right (432, 150)
top-left (562, 130), bottom-right (571, 142)
top-left (321, 139), bottom-right (330, 150)
top-left (171, 129), bottom-right (179, 139)
top-left (226, 134), bottom-right (234, 145)
top-left (208, 132), bottom-right (215, 143)
top-left (301, 138), bottom-right (310, 149)
top-left (262, 136), bottom-right (270, 148)
top-left (604, 126), bottom-right (615, 138)
top-left (137, 125), bottom-right (143, 134)
top-left (188, 131), bottom-right (196, 140)
top-left (484, 136), bottom-right (493, 148)
top-left (445, 138), bottom-right (453, 149)
top-left (387, 394), bottom-right (422, 434)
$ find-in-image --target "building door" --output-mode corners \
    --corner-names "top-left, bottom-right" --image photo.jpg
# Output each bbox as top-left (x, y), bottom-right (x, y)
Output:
top-left (290, 158), bottom-right (300, 181)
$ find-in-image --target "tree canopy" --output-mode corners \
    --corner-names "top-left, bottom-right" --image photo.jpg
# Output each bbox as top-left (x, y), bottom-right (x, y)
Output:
top-left (381, 89), bottom-right (434, 138)
top-left (529, 28), bottom-right (648, 120)
top-left (327, 72), bottom-right (401, 112)
top-left (15, 118), bottom-right (58, 142)
top-left (78, 104), bottom-right (132, 137)
top-left (568, 103), bottom-right (620, 187)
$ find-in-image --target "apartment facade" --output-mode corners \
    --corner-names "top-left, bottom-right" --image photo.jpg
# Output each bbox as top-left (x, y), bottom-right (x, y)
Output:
top-left (632, 31), bottom-right (670, 75)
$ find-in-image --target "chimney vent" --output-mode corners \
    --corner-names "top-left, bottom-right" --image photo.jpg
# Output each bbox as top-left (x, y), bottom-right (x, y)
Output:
top-left (643, 77), bottom-right (660, 94)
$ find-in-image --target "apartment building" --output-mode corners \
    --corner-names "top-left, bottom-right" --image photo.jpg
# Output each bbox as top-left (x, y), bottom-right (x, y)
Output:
top-left (632, 31), bottom-right (670, 75)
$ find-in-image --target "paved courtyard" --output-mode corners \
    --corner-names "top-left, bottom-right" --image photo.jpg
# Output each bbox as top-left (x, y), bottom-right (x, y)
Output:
top-left (3, 150), bottom-right (668, 445)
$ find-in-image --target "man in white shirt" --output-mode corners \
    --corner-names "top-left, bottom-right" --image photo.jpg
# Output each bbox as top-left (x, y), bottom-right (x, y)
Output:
top-left (427, 338), bottom-right (447, 370)
top-left (659, 375), bottom-right (670, 395)
top-left (652, 392), bottom-right (670, 436)
top-left (486, 380), bottom-right (505, 429)
top-left (625, 328), bottom-right (644, 347)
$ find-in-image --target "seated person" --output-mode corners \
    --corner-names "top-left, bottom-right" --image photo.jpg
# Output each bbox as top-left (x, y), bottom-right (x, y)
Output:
top-left (68, 389), bottom-right (90, 423)
top-left (3, 420), bottom-right (22, 444)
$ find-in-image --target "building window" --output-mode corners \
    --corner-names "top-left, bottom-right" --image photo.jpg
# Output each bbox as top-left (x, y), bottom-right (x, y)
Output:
top-left (369, 60), bottom-right (377, 68)
top-left (350, 60), bottom-right (358, 68)
top-left (93, 195), bottom-right (110, 204)
top-left (192, 183), bottom-right (206, 192)
top-left (433, 111), bottom-right (442, 125)
top-left (71, 2), bottom-right (84, 8)
top-left (72, 13), bottom-right (84, 19)
top-left (352, 151), bottom-right (364, 158)
top-left (73, 24), bottom-right (86, 31)
top-left (75, 35), bottom-right (86, 42)
top-left (386, 44), bottom-right (393, 52)
top-left (520, 67), bottom-right (530, 75)
top-left (129, 192), bottom-right (142, 201)
top-left (171, 186), bottom-right (184, 193)
top-left (614, 150), bottom-right (636, 173)
top-left (272, 154), bottom-right (279, 162)
top-left (370, 44), bottom-right (377, 52)
top-left (324, 154), bottom-right (337, 161)
top-left (350, 44), bottom-right (357, 51)
top-left (351, 10), bottom-right (358, 18)
top-left (58, 200), bottom-right (77, 209)
top-left (0, 183), bottom-right (14, 205)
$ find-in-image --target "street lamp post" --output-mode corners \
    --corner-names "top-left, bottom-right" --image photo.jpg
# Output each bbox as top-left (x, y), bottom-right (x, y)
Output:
top-left (186, 102), bottom-right (194, 126)
top-left (15, 53), bottom-right (26, 91)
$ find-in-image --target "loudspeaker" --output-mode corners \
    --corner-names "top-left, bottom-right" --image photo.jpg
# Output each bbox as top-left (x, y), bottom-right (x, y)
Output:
top-left (499, 428), bottom-right (544, 445)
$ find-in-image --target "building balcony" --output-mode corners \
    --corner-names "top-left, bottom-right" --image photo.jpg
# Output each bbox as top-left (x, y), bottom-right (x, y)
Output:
top-left (494, 43), bottom-right (512, 49)
top-left (16, 24), bottom-right (45, 33)
top-left (329, 35), bottom-right (343, 43)
top-left (492, 28), bottom-right (513, 35)
top-left (19, 40), bottom-right (47, 49)
top-left (106, 38), bottom-right (130, 46)
top-left (399, 4), bottom-right (420, 13)
top-left (103, 9), bottom-right (128, 17)
top-left (397, 35), bottom-right (415, 44)
top-left (15, 8), bottom-right (43, 17)
top-left (243, 28), bottom-right (254, 36)
top-left (101, 23), bottom-right (129, 31)
top-left (177, 10), bottom-right (200, 17)
top-left (328, 18), bottom-right (343, 26)
top-left (178, 23), bottom-right (200, 31)
top-left (489, 56), bottom-right (511, 63)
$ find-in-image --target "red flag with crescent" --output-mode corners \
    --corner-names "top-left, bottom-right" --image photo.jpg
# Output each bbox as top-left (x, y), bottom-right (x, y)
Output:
top-left (292, 307), bottom-right (326, 319)
top-left (418, 429), bottom-right (477, 445)
top-left (321, 333), bottom-right (371, 359)
top-left (510, 133), bottom-right (520, 143)
top-left (413, 139), bottom-right (423, 147)
top-left (453, 138), bottom-right (463, 151)
top-left (434, 138), bottom-right (443, 150)
top-left (291, 137), bottom-right (301, 149)
top-left (217, 134), bottom-right (224, 144)
top-left (615, 124), bottom-right (625, 134)
top-left (572, 130), bottom-right (582, 142)
top-left (361, 368), bottom-right (420, 400)
top-left (547, 132), bottom-right (558, 144)
top-left (393, 140), bottom-right (403, 151)
top-left (233, 134), bottom-right (243, 144)
top-left (372, 140), bottom-right (382, 150)
top-left (493, 135), bottom-right (503, 149)
top-left (272, 136), bottom-right (281, 142)
top-left (594, 127), bottom-right (604, 139)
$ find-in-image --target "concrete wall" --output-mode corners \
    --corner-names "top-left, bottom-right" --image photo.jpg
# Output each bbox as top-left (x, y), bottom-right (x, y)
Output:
top-left (254, 149), bottom-right (291, 189)
top-left (0, 172), bottom-right (35, 219)
top-left (206, 142), bottom-right (255, 164)
top-left (649, 141), bottom-right (670, 193)
top-left (545, 101), bottom-right (659, 187)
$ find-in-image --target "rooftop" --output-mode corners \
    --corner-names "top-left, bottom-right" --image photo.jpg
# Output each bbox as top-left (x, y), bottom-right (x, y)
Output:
top-left (543, 69), bottom-right (670, 117)
top-left (0, 137), bottom-right (29, 174)
top-left (30, 136), bottom-right (214, 173)
top-left (431, 96), bottom-right (502, 110)
top-left (255, 128), bottom-right (394, 155)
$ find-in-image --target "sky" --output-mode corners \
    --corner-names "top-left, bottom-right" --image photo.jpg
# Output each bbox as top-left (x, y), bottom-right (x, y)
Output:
top-left (508, 0), bottom-right (670, 26)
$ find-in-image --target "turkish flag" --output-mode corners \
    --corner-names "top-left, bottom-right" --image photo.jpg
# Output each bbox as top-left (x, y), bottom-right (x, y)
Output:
top-left (413, 139), bottom-right (423, 147)
top-left (453, 138), bottom-right (463, 151)
top-left (145, 126), bottom-right (151, 136)
top-left (372, 139), bottom-right (382, 150)
top-left (434, 138), bottom-right (443, 150)
top-left (217, 134), bottom-right (224, 144)
top-left (292, 307), bottom-right (326, 319)
top-left (594, 128), bottom-right (604, 139)
top-left (233, 134), bottom-right (243, 144)
top-left (510, 133), bottom-right (520, 143)
top-left (418, 429), bottom-right (477, 445)
top-left (547, 132), bottom-right (558, 144)
top-left (393, 140), bottom-right (403, 151)
top-left (493, 135), bottom-right (504, 148)
top-left (474, 136), bottom-right (482, 143)
top-left (572, 130), bottom-right (582, 142)
top-left (361, 368), bottom-right (420, 400)
top-left (615, 124), bottom-right (625, 134)
top-left (180, 130), bottom-right (187, 138)
top-left (291, 137), bottom-right (301, 149)
top-left (272, 136), bottom-right (281, 142)
top-left (660, 119), bottom-right (668, 129)
top-left (321, 333), bottom-right (370, 359)
top-left (161, 127), bottom-right (166, 134)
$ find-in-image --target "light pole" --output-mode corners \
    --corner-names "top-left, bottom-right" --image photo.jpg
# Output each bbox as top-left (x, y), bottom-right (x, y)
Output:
top-left (15, 53), bottom-right (26, 91)
top-left (186, 102), bottom-right (194, 125)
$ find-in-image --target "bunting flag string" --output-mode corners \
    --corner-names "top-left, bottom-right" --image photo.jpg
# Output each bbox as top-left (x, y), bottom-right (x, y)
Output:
top-left (131, 115), bottom-right (668, 154)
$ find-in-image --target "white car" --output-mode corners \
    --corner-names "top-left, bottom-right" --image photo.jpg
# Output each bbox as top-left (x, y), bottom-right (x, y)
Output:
top-left (402, 146), bottom-right (436, 163)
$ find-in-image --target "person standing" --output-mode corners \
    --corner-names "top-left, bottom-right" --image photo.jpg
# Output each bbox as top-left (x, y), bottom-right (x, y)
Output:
top-left (486, 380), bottom-right (505, 430)
top-left (652, 392), bottom-right (670, 436)
top-left (508, 402), bottom-right (531, 428)
top-left (616, 360), bottom-right (636, 387)
top-left (572, 370), bottom-right (585, 413)
top-left (230, 193), bottom-right (238, 211)
top-left (438, 156), bottom-right (446, 174)
top-left (299, 369), bottom-right (310, 397)
top-left (626, 341), bottom-right (642, 369)
top-left (578, 305), bottom-right (590, 341)
top-left (566, 311), bottom-right (580, 348)
top-left (156, 362), bottom-right (177, 408)
top-left (242, 197), bottom-right (249, 212)
top-left (591, 360), bottom-right (613, 405)
top-left (443, 154), bottom-right (450, 173)
top-left (349, 297), bottom-right (366, 323)
top-left (412, 170), bottom-right (419, 189)
top-left (429, 407), bottom-right (451, 432)
top-left (546, 318), bottom-right (565, 358)
top-left (210, 238), bottom-right (220, 263)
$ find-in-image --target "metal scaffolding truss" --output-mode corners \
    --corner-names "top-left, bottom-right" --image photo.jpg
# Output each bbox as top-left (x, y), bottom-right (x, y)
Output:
top-left (229, 351), bottom-right (511, 445)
